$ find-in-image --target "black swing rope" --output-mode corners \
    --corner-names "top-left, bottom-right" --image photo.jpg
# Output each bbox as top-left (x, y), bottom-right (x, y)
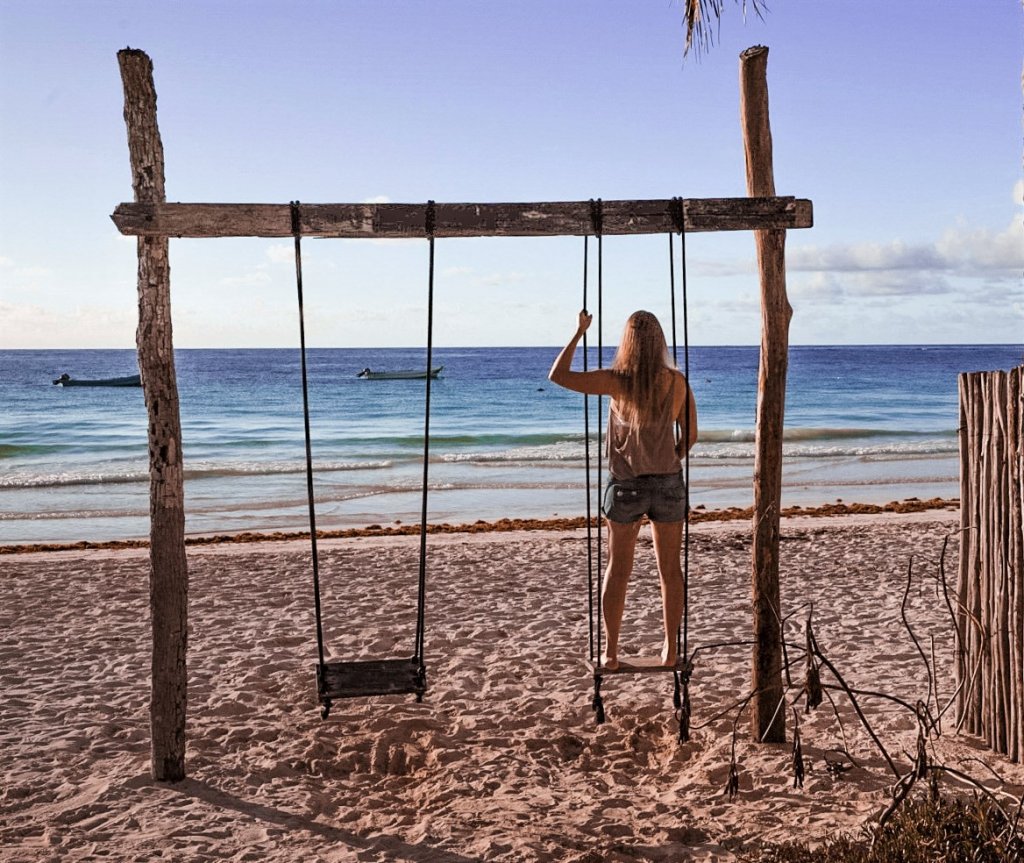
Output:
top-left (414, 202), bottom-right (437, 671)
top-left (291, 200), bottom-right (432, 714)
top-left (582, 233), bottom-right (595, 662)
top-left (291, 202), bottom-right (327, 676)
top-left (582, 199), bottom-right (606, 669)
top-left (583, 197), bottom-right (692, 737)
top-left (670, 196), bottom-right (693, 740)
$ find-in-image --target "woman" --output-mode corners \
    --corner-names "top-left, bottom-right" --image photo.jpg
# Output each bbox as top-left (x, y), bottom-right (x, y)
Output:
top-left (549, 309), bottom-right (698, 670)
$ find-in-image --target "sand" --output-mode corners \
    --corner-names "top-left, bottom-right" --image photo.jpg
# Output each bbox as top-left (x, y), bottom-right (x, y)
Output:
top-left (2, 509), bottom-right (1022, 862)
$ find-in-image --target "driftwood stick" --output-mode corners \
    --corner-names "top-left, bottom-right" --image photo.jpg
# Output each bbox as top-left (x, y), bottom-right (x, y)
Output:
top-left (821, 686), bottom-right (855, 760)
top-left (875, 770), bottom-right (917, 836)
top-left (899, 556), bottom-right (936, 724)
top-left (928, 765), bottom-right (1016, 826)
top-left (819, 684), bottom-right (930, 730)
top-left (690, 649), bottom-right (807, 731)
top-left (812, 635), bottom-right (900, 778)
top-left (953, 649), bottom-right (987, 734)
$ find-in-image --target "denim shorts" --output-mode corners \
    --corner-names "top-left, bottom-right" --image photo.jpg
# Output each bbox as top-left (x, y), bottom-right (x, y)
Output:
top-left (601, 472), bottom-right (688, 524)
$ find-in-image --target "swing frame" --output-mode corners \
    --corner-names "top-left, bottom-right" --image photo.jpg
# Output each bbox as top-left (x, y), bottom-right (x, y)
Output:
top-left (116, 45), bottom-right (807, 781)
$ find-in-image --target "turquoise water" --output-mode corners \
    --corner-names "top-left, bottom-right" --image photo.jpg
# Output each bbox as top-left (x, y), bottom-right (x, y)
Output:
top-left (1, 345), bottom-right (1021, 543)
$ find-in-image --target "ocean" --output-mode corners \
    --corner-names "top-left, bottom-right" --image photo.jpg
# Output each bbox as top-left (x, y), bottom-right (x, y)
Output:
top-left (1, 345), bottom-right (1021, 544)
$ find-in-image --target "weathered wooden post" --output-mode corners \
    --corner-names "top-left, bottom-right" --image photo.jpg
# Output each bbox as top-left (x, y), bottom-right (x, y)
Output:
top-left (740, 45), bottom-right (789, 744)
top-left (118, 48), bottom-right (189, 781)
top-left (957, 365), bottom-right (1024, 763)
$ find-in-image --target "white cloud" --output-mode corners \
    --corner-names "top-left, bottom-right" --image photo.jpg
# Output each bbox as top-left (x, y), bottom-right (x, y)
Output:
top-left (935, 216), bottom-right (1024, 270)
top-left (219, 271), bottom-right (272, 288)
top-left (0, 300), bottom-right (137, 347)
top-left (789, 216), bottom-right (1023, 277)
top-left (790, 269), bottom-right (955, 304)
top-left (690, 258), bottom-right (755, 278)
top-left (478, 271), bottom-right (527, 287)
top-left (791, 272), bottom-right (844, 302)
top-left (789, 240), bottom-right (944, 272)
top-left (854, 271), bottom-right (952, 297)
top-left (14, 266), bottom-right (53, 278)
top-left (266, 243), bottom-right (294, 264)
top-left (361, 195), bottom-right (391, 204)
top-left (0, 259), bottom-right (53, 286)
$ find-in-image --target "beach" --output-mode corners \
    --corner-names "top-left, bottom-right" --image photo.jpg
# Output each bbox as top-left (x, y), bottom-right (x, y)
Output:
top-left (3, 508), bottom-right (1022, 862)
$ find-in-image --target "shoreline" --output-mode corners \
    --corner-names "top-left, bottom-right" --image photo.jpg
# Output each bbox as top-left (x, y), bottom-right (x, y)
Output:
top-left (0, 495), bottom-right (959, 555)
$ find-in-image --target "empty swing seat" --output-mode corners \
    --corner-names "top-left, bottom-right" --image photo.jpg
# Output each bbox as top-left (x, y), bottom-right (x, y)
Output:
top-left (317, 657), bottom-right (427, 700)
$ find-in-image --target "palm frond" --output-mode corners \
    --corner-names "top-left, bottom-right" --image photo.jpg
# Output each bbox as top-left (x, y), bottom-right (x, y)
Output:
top-left (684, 0), bottom-right (769, 58)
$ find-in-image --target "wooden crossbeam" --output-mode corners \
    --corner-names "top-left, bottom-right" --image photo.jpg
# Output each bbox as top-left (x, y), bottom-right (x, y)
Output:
top-left (111, 196), bottom-right (812, 239)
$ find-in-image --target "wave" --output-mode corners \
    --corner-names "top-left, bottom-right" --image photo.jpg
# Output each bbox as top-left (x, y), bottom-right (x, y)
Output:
top-left (700, 427), bottom-right (952, 444)
top-left (697, 440), bottom-right (958, 459)
top-left (336, 431), bottom-right (585, 449)
top-left (442, 440), bottom-right (586, 463)
top-left (1, 428), bottom-right (958, 489)
top-left (0, 459), bottom-right (396, 490)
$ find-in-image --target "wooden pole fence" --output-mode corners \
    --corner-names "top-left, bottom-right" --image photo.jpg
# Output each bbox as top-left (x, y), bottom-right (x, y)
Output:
top-left (957, 365), bottom-right (1024, 763)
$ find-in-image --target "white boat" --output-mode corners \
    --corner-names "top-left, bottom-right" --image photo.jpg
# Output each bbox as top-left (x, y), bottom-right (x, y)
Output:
top-left (357, 366), bottom-right (443, 381)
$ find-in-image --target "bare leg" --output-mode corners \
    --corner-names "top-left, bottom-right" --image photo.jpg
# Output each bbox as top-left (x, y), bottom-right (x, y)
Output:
top-left (651, 519), bottom-right (685, 666)
top-left (601, 519), bottom-right (641, 670)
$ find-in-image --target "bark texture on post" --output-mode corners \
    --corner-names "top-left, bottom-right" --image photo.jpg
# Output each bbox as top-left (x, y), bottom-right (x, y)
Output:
top-left (118, 48), bottom-right (189, 782)
top-left (957, 366), bottom-right (1024, 763)
top-left (740, 45), bottom-right (790, 744)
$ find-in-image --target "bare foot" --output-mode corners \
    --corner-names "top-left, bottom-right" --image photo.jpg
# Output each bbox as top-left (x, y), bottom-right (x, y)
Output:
top-left (601, 653), bottom-right (619, 671)
top-left (661, 643), bottom-right (678, 667)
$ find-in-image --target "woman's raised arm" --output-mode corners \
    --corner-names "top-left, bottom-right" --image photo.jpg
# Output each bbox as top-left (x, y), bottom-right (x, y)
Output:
top-left (548, 310), bottom-right (618, 396)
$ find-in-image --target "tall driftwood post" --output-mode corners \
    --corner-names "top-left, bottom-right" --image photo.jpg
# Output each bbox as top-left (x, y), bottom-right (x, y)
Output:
top-left (118, 48), bottom-right (189, 782)
top-left (740, 45), bottom-right (790, 744)
top-left (957, 366), bottom-right (1024, 763)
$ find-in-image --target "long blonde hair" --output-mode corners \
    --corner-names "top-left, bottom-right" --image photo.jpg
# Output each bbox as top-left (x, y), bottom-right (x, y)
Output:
top-left (610, 310), bottom-right (674, 426)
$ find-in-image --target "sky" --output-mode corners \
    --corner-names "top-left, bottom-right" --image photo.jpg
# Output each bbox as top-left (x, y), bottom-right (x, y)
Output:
top-left (0, 0), bottom-right (1021, 348)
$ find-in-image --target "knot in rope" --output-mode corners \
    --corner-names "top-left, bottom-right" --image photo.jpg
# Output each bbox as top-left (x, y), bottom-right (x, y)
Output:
top-left (588, 197), bottom-right (603, 237)
top-left (425, 200), bottom-right (436, 238)
top-left (669, 196), bottom-right (686, 234)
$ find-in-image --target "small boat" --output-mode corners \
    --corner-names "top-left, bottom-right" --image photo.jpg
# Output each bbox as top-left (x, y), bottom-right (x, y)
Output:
top-left (357, 366), bottom-right (444, 381)
top-left (53, 373), bottom-right (142, 388)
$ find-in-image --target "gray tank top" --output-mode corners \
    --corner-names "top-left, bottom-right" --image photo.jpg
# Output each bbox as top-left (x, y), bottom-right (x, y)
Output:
top-left (606, 376), bottom-right (680, 479)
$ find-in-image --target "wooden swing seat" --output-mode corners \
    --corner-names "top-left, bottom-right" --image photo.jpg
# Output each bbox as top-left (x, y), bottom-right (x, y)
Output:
top-left (588, 656), bottom-right (691, 676)
top-left (318, 657), bottom-right (426, 700)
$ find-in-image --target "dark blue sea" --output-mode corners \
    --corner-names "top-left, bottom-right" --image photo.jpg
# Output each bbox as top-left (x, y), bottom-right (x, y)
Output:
top-left (1, 345), bottom-right (1021, 543)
